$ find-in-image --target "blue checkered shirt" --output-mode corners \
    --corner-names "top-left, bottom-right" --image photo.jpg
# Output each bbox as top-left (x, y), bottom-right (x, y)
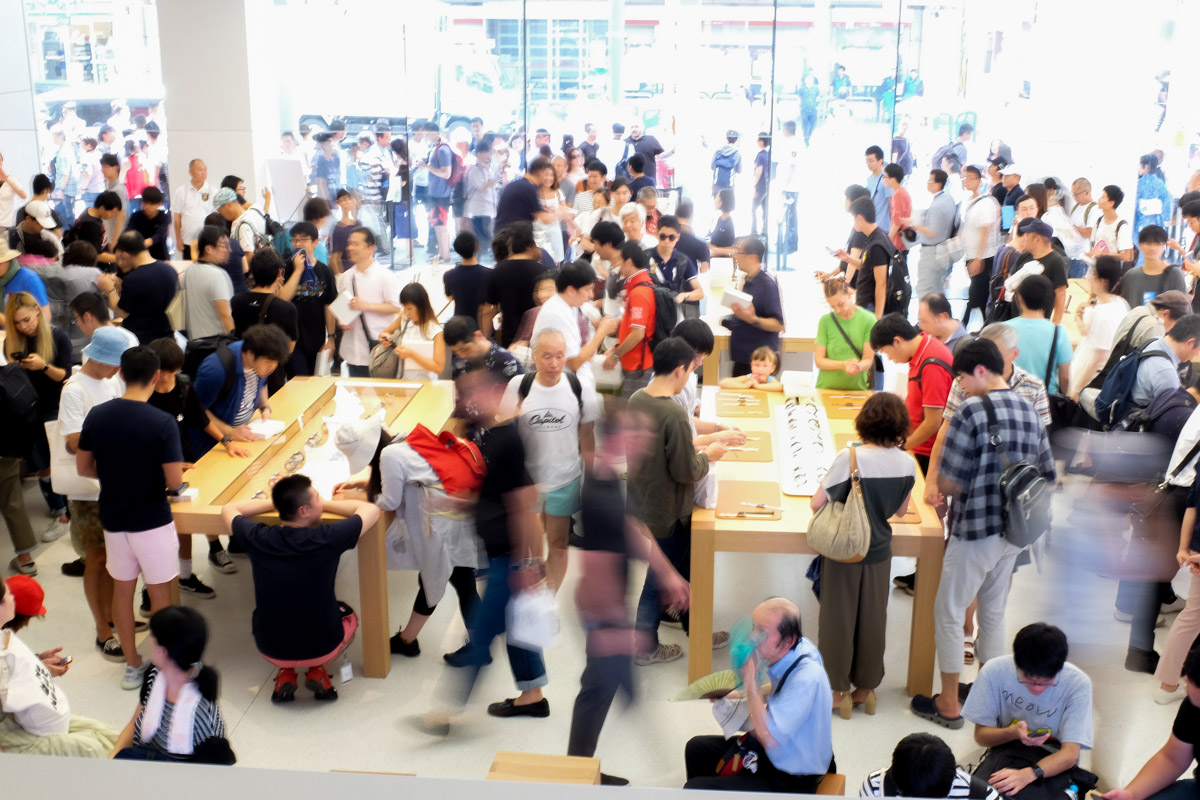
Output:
top-left (940, 389), bottom-right (1056, 541)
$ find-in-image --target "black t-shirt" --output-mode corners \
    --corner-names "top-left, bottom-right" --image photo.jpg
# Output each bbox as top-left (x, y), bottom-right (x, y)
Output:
top-left (282, 260), bottom-right (337, 355)
top-left (26, 327), bottom-right (74, 416)
top-left (628, 176), bottom-right (654, 196)
top-left (8, 227), bottom-right (60, 259)
top-left (118, 260), bottom-right (178, 343)
top-left (628, 135), bottom-right (664, 180)
top-left (443, 262), bottom-right (489, 323)
top-left (72, 213), bottom-right (106, 251)
top-left (473, 422), bottom-right (532, 559)
top-left (840, 228), bottom-right (868, 276)
top-left (579, 141), bottom-right (600, 162)
top-left (78, 398), bottom-right (183, 532)
top-left (126, 209), bottom-right (173, 261)
top-left (230, 292), bottom-right (299, 342)
top-left (494, 178), bottom-right (543, 233)
top-left (223, 238), bottom-right (249, 295)
top-left (677, 231), bottom-right (711, 269)
top-left (855, 227), bottom-right (893, 310)
top-left (231, 515), bottom-right (362, 660)
top-left (1015, 250), bottom-right (1069, 292)
top-left (485, 258), bottom-right (545, 348)
top-left (147, 380), bottom-right (211, 463)
top-left (1171, 697), bottom-right (1200, 782)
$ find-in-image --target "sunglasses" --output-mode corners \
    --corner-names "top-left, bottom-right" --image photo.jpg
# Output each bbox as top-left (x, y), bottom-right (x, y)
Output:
top-left (659, 233), bottom-right (678, 241)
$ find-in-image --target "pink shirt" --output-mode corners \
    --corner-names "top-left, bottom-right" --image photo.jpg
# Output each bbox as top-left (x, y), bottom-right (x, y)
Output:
top-left (890, 185), bottom-right (912, 250)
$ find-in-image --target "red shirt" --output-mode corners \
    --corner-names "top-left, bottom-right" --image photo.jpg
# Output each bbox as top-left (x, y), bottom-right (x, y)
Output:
top-left (905, 333), bottom-right (953, 457)
top-left (619, 270), bottom-right (656, 371)
top-left (890, 185), bottom-right (912, 250)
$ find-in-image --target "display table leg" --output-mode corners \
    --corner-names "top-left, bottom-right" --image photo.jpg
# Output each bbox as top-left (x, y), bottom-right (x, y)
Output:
top-left (688, 532), bottom-right (717, 682)
top-left (702, 348), bottom-right (720, 386)
top-left (906, 535), bottom-right (943, 696)
top-left (358, 517), bottom-right (391, 678)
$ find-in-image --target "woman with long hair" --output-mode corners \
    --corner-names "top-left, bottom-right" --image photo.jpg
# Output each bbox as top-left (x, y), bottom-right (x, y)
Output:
top-left (112, 606), bottom-right (235, 764)
top-left (378, 282), bottom-right (445, 380)
top-left (535, 159), bottom-right (566, 265)
top-left (4, 291), bottom-right (72, 547)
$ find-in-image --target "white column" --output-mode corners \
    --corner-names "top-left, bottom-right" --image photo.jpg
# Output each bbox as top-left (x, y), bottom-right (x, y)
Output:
top-left (0, 0), bottom-right (41, 187)
top-left (156, 0), bottom-right (282, 203)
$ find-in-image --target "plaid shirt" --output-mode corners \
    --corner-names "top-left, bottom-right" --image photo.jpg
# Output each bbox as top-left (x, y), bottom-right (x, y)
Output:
top-left (941, 389), bottom-right (1056, 541)
top-left (943, 365), bottom-right (1051, 428)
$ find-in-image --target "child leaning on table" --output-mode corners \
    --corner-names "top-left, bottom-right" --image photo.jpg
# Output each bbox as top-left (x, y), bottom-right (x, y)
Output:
top-left (718, 346), bottom-right (783, 392)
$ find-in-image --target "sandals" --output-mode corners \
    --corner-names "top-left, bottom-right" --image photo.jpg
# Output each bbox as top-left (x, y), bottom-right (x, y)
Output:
top-left (910, 694), bottom-right (964, 729)
top-left (964, 639), bottom-right (976, 665)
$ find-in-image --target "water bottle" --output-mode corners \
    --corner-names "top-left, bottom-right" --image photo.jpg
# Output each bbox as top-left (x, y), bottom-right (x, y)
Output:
top-left (1064, 784), bottom-right (1079, 800)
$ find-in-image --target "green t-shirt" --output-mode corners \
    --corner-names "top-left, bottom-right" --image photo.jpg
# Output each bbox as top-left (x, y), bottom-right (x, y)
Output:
top-left (815, 308), bottom-right (875, 390)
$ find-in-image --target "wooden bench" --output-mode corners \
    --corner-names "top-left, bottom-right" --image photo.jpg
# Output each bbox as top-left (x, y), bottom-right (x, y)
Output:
top-left (487, 751), bottom-right (602, 785)
top-left (817, 773), bottom-right (848, 796)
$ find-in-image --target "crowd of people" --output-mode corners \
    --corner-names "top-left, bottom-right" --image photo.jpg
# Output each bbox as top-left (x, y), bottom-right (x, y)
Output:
top-left (5, 110), bottom-right (1200, 800)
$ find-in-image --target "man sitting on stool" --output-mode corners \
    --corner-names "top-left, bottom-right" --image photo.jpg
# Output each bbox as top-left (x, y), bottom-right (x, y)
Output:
top-left (683, 597), bottom-right (834, 793)
top-left (220, 474), bottom-right (380, 703)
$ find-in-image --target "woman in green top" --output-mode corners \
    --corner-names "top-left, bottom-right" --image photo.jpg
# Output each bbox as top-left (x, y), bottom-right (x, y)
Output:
top-left (814, 276), bottom-right (876, 390)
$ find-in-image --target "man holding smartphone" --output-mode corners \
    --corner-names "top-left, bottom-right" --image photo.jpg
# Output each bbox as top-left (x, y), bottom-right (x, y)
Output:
top-left (76, 346), bottom-right (187, 691)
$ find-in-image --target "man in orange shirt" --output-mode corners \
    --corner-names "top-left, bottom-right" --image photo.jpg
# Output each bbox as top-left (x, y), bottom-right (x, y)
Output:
top-left (603, 242), bottom-right (657, 398)
top-left (884, 163), bottom-right (912, 250)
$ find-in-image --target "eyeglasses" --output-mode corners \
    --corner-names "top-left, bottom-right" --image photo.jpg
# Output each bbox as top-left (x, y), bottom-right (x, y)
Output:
top-left (70, 315), bottom-right (80, 327)
top-left (1017, 672), bottom-right (1057, 688)
top-left (659, 233), bottom-right (678, 241)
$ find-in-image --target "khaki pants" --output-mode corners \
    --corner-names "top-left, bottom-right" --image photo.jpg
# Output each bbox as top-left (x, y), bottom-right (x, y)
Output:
top-left (817, 557), bottom-right (891, 692)
top-left (0, 457), bottom-right (36, 556)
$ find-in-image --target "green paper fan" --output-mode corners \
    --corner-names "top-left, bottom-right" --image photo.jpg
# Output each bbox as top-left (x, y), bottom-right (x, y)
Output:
top-left (670, 669), bottom-right (739, 701)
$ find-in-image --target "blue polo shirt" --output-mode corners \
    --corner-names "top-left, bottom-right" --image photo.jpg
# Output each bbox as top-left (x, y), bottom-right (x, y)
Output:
top-left (648, 248), bottom-right (699, 311)
top-left (3, 265), bottom-right (49, 306)
top-left (762, 638), bottom-right (834, 776)
top-left (188, 340), bottom-right (268, 457)
top-left (724, 267), bottom-right (783, 363)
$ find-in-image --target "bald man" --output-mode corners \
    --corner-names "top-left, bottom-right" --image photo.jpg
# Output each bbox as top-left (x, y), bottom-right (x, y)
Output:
top-left (683, 597), bottom-right (835, 792)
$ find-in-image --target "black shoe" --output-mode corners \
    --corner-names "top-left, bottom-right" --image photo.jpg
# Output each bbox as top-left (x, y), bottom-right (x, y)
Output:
top-left (109, 619), bottom-right (149, 633)
top-left (893, 573), bottom-right (915, 596)
top-left (61, 558), bottom-right (86, 577)
top-left (443, 642), bottom-right (491, 668)
top-left (957, 682), bottom-right (973, 705)
top-left (139, 588), bottom-right (150, 618)
top-left (1126, 647), bottom-right (1160, 674)
top-left (660, 608), bottom-right (683, 629)
top-left (487, 697), bottom-right (550, 718)
top-left (601, 774), bottom-right (630, 786)
top-left (179, 575), bottom-right (216, 599)
top-left (390, 632), bottom-right (420, 657)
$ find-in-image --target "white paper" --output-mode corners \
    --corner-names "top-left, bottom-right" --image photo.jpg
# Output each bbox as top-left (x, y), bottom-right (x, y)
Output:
top-left (781, 370), bottom-right (816, 397)
top-left (314, 349), bottom-right (332, 377)
top-left (247, 419), bottom-right (286, 439)
top-left (329, 292), bottom-right (361, 327)
top-left (592, 353), bottom-right (624, 390)
top-left (507, 586), bottom-right (560, 652)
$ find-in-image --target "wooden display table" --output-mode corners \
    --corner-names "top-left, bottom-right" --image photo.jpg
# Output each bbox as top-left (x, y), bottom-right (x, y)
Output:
top-left (487, 752), bottom-right (602, 785)
top-left (172, 376), bottom-right (456, 679)
top-left (700, 314), bottom-right (816, 386)
top-left (689, 389), bottom-right (945, 697)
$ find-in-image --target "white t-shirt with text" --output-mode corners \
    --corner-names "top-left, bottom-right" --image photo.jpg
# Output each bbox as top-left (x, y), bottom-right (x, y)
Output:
top-left (499, 373), bottom-right (601, 492)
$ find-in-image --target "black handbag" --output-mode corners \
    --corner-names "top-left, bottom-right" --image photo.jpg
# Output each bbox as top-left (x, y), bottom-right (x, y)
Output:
top-left (973, 742), bottom-right (1095, 800)
top-left (1044, 326), bottom-right (1079, 435)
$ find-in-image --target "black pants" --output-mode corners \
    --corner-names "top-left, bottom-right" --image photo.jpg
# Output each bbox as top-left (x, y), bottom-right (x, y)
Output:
top-left (567, 651), bottom-right (635, 758)
top-left (412, 566), bottom-right (479, 621)
top-left (683, 735), bottom-right (830, 792)
top-left (964, 257), bottom-right (993, 325)
top-left (732, 361), bottom-right (751, 377)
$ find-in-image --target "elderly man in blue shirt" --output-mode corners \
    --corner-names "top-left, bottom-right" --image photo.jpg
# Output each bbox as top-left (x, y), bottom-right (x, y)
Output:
top-left (903, 169), bottom-right (959, 298)
top-left (683, 597), bottom-right (835, 793)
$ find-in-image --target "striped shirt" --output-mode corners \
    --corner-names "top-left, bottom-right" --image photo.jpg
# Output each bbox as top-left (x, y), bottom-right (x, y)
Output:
top-left (133, 667), bottom-right (227, 757)
top-left (233, 366), bottom-right (258, 426)
top-left (860, 767), bottom-right (999, 799)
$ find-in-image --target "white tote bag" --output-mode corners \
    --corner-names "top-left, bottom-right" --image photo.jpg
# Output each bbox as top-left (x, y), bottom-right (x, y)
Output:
top-left (507, 585), bottom-right (560, 652)
top-left (45, 419), bottom-right (99, 497)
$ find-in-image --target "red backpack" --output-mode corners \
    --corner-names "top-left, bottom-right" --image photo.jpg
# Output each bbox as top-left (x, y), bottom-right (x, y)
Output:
top-left (437, 143), bottom-right (466, 189)
top-left (405, 423), bottom-right (485, 497)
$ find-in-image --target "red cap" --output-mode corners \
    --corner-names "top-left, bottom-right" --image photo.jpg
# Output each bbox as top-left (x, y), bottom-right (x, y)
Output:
top-left (5, 575), bottom-right (47, 616)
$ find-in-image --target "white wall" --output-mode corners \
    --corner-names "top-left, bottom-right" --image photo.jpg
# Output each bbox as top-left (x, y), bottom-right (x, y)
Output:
top-left (0, 0), bottom-right (42, 195)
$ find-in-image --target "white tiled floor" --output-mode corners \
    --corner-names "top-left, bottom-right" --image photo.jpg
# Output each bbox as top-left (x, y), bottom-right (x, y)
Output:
top-left (2, 473), bottom-right (1190, 789)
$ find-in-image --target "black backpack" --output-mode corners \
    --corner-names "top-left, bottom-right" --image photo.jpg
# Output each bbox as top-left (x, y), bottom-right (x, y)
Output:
top-left (631, 280), bottom-right (681, 364)
top-left (181, 334), bottom-right (240, 406)
top-left (0, 364), bottom-right (39, 457)
top-left (883, 247), bottom-right (913, 316)
top-left (517, 370), bottom-right (583, 414)
top-left (1120, 386), bottom-right (1197, 439)
top-left (908, 356), bottom-right (952, 391)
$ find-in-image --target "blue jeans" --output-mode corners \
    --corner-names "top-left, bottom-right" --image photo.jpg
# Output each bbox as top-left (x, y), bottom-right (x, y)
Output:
top-left (472, 216), bottom-right (493, 262)
top-left (635, 518), bottom-right (690, 650)
top-left (1148, 781), bottom-right (1197, 800)
top-left (1068, 258), bottom-right (1089, 279)
top-left (450, 554), bottom-right (547, 708)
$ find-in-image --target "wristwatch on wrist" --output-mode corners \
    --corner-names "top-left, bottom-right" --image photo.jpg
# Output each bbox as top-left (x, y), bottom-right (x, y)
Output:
top-left (220, 434), bottom-right (233, 447)
top-left (1031, 765), bottom-right (1044, 782)
top-left (41, 364), bottom-right (49, 373)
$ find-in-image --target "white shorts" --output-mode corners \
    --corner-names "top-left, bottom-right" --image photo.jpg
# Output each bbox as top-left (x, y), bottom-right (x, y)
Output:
top-left (104, 521), bottom-right (180, 585)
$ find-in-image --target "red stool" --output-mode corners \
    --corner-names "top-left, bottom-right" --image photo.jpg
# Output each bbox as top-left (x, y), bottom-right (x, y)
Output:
top-left (263, 606), bottom-right (358, 703)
